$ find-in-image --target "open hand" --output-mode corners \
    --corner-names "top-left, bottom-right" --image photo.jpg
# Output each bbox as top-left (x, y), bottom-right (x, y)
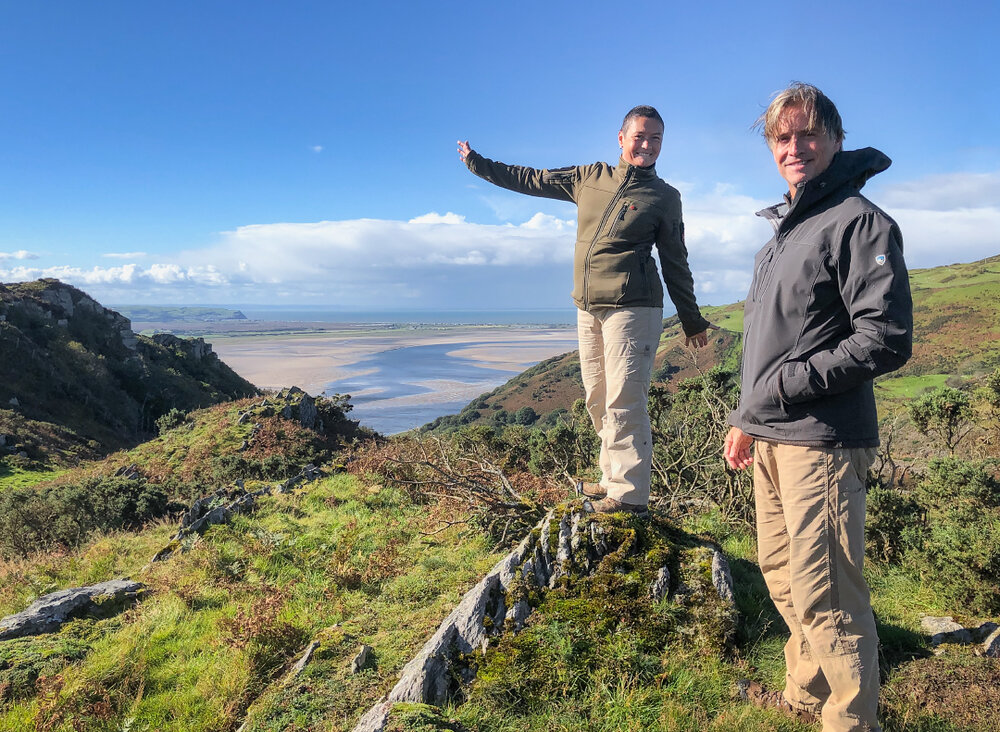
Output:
top-left (685, 323), bottom-right (720, 349)
top-left (457, 140), bottom-right (473, 163)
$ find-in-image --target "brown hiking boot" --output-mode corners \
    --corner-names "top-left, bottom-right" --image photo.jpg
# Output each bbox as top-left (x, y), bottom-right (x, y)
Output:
top-left (575, 480), bottom-right (607, 500)
top-left (736, 680), bottom-right (819, 724)
top-left (583, 496), bottom-right (649, 518)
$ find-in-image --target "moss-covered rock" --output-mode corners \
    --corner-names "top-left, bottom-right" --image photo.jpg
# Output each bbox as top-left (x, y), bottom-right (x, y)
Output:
top-left (352, 503), bottom-right (737, 731)
top-left (383, 702), bottom-right (466, 732)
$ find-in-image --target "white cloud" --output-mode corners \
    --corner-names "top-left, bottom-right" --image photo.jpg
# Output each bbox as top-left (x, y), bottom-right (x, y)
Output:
top-left (0, 250), bottom-right (39, 261)
top-left (311, 145), bottom-right (323, 153)
top-left (875, 171), bottom-right (1000, 210)
top-left (2, 170), bottom-right (995, 308)
top-left (873, 172), bottom-right (1000, 264)
top-left (101, 251), bottom-right (147, 259)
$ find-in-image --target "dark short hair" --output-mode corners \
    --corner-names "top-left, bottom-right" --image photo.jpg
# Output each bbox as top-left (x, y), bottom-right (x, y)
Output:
top-left (621, 105), bottom-right (664, 132)
top-left (755, 82), bottom-right (845, 146)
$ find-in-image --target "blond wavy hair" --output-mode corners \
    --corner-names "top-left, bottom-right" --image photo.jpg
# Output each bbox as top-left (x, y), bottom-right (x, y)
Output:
top-left (755, 82), bottom-right (845, 147)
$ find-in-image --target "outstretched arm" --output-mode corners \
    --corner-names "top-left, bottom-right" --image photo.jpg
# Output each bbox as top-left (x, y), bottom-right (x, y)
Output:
top-left (456, 139), bottom-right (580, 203)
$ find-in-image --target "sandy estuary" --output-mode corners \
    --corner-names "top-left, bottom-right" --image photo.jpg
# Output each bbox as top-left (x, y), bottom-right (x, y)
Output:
top-left (196, 324), bottom-right (578, 434)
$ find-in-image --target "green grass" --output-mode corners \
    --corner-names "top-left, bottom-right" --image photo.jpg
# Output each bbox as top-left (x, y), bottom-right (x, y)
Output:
top-left (1, 479), bottom-right (995, 731)
top-left (0, 464), bottom-right (65, 490)
top-left (0, 473), bottom-right (504, 731)
top-left (875, 374), bottom-right (952, 399)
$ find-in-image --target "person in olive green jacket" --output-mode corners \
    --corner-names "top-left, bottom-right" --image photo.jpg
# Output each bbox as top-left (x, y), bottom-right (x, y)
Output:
top-left (458, 105), bottom-right (714, 515)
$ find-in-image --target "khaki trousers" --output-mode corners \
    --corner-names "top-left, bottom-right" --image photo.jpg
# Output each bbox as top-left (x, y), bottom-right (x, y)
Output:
top-left (754, 441), bottom-right (881, 732)
top-left (577, 307), bottom-right (662, 506)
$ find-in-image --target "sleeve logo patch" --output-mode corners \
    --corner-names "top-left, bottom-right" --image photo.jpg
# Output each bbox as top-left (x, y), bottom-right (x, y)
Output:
top-left (875, 254), bottom-right (887, 265)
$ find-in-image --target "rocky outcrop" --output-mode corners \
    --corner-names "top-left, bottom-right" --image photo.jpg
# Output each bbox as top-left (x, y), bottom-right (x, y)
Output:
top-left (352, 506), bottom-right (737, 732)
top-left (150, 464), bottom-right (324, 563)
top-left (0, 279), bottom-right (258, 455)
top-left (149, 332), bottom-right (215, 361)
top-left (0, 580), bottom-right (144, 641)
top-left (921, 615), bottom-right (1000, 656)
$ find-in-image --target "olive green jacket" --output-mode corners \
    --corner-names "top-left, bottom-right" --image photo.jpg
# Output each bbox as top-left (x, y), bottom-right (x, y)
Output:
top-left (465, 152), bottom-right (710, 336)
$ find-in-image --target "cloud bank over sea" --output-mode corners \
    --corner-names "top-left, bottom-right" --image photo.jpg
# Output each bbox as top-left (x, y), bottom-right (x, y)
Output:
top-left (3, 171), bottom-right (997, 308)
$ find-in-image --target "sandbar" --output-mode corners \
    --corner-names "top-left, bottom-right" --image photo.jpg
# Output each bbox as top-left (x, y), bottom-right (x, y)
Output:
top-left (205, 325), bottom-right (578, 397)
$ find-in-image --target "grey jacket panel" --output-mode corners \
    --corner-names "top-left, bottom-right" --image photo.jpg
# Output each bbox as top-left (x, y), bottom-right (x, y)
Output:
top-left (465, 151), bottom-right (710, 335)
top-left (731, 148), bottom-right (913, 447)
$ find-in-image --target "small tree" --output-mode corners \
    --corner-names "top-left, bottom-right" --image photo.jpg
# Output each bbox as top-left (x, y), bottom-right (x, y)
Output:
top-left (974, 368), bottom-right (1000, 456)
top-left (908, 385), bottom-right (974, 455)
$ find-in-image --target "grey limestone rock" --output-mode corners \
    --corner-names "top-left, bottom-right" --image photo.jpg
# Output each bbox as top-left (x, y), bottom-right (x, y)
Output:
top-left (920, 615), bottom-right (974, 646)
top-left (711, 549), bottom-right (735, 604)
top-left (504, 600), bottom-right (532, 633)
top-left (649, 566), bottom-right (671, 602)
top-left (351, 644), bottom-right (376, 674)
top-left (288, 640), bottom-right (320, 679)
top-left (350, 507), bottom-right (739, 732)
top-left (39, 286), bottom-right (75, 316)
top-left (0, 579), bottom-right (144, 641)
top-left (983, 627), bottom-right (1000, 658)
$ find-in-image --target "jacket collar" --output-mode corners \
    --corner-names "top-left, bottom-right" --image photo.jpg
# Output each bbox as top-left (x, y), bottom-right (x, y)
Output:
top-left (616, 156), bottom-right (659, 180)
top-left (757, 147), bottom-right (892, 227)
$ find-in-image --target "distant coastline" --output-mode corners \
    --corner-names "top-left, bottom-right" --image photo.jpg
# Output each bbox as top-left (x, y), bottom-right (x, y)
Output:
top-left (188, 319), bottom-right (579, 435)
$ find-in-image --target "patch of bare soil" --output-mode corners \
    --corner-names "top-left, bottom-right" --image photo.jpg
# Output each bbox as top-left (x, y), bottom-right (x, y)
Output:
top-left (883, 648), bottom-right (1000, 731)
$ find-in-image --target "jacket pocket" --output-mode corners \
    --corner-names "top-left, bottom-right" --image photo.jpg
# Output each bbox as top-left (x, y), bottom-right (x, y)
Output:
top-left (617, 250), bottom-right (655, 305)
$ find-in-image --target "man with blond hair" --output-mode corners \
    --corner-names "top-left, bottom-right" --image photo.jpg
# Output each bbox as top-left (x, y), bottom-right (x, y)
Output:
top-left (725, 83), bottom-right (912, 731)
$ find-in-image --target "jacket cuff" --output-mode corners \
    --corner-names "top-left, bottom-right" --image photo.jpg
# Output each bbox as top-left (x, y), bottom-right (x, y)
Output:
top-left (779, 361), bottom-right (814, 404)
top-left (680, 314), bottom-right (712, 337)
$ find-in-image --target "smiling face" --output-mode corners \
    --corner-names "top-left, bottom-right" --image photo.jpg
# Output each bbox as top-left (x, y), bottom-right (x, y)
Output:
top-left (618, 116), bottom-right (663, 168)
top-left (770, 106), bottom-right (841, 198)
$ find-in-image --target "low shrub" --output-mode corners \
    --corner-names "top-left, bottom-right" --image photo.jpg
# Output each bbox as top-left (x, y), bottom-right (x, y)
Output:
top-left (0, 476), bottom-right (173, 558)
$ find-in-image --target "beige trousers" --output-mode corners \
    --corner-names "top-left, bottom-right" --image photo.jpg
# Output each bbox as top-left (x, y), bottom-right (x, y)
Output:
top-left (754, 441), bottom-right (881, 732)
top-left (577, 306), bottom-right (662, 506)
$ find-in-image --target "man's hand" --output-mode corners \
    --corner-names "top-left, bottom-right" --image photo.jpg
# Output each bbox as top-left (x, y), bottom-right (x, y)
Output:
top-left (685, 323), bottom-right (720, 349)
top-left (724, 426), bottom-right (754, 471)
top-left (457, 140), bottom-right (473, 163)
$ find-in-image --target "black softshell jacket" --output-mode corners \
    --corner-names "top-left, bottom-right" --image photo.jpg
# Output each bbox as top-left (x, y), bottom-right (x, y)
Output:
top-left (730, 147), bottom-right (913, 447)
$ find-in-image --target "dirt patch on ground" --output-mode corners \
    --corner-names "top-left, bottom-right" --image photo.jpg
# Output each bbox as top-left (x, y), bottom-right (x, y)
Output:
top-left (882, 648), bottom-right (1000, 731)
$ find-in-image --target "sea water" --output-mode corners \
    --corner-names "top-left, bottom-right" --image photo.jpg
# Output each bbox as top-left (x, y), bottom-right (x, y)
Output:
top-left (239, 308), bottom-right (577, 326)
top-left (323, 337), bottom-right (577, 435)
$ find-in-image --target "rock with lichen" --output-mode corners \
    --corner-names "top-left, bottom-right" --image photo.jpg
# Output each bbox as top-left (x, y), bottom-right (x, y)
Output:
top-left (352, 504), bottom-right (737, 732)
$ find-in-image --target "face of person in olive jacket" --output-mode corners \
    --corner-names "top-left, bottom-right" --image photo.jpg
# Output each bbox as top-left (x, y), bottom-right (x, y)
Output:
top-left (618, 116), bottom-right (663, 168)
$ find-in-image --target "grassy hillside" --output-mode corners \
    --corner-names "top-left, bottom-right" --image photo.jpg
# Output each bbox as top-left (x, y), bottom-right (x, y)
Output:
top-left (1, 463), bottom-right (994, 730)
top-left (0, 280), bottom-right (258, 471)
top-left (113, 306), bottom-right (249, 323)
top-left (0, 262), bottom-right (998, 730)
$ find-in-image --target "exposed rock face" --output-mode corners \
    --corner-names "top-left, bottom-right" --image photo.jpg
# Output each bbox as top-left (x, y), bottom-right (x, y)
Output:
top-left (351, 644), bottom-right (376, 674)
top-left (352, 506), bottom-right (738, 732)
top-left (0, 580), bottom-right (144, 641)
top-left (921, 616), bottom-right (974, 646)
top-left (150, 464), bottom-right (324, 563)
top-left (149, 332), bottom-right (214, 361)
top-left (0, 279), bottom-right (258, 455)
top-left (920, 615), bottom-right (1000, 657)
top-left (984, 627), bottom-right (1000, 658)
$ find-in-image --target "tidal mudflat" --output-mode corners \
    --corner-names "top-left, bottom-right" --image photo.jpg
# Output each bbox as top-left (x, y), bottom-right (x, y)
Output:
top-left (200, 324), bottom-right (578, 433)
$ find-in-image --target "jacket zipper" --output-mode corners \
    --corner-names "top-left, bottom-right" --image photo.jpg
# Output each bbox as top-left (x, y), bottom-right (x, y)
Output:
top-left (583, 168), bottom-right (633, 309)
top-left (607, 201), bottom-right (629, 239)
top-left (752, 247), bottom-right (775, 303)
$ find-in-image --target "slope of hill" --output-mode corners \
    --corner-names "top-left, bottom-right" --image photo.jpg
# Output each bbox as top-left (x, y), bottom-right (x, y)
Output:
top-left (426, 254), bottom-right (1000, 432)
top-left (0, 279), bottom-right (259, 469)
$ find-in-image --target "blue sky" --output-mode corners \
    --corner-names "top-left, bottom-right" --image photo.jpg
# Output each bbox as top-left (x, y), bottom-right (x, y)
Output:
top-left (1, 1), bottom-right (998, 311)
